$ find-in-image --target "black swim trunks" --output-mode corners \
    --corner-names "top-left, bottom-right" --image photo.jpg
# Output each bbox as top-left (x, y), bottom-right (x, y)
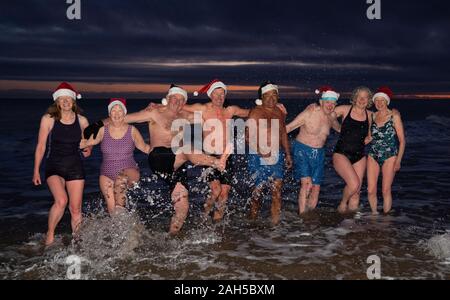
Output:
top-left (203, 154), bottom-right (234, 186)
top-left (148, 147), bottom-right (188, 191)
top-left (334, 106), bottom-right (369, 164)
top-left (45, 116), bottom-right (85, 181)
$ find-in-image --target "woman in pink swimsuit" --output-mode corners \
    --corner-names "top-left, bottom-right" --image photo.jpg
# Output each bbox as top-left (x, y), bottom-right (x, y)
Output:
top-left (80, 98), bottom-right (151, 214)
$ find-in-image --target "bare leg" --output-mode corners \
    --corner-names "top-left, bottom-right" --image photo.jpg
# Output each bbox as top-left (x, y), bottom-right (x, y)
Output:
top-left (114, 168), bottom-right (140, 208)
top-left (348, 158), bottom-right (367, 212)
top-left (333, 153), bottom-right (361, 214)
top-left (169, 183), bottom-right (189, 235)
top-left (381, 156), bottom-right (397, 214)
top-left (307, 185), bottom-right (321, 211)
top-left (66, 180), bottom-right (85, 238)
top-left (99, 176), bottom-right (115, 214)
top-left (249, 186), bottom-right (263, 220)
top-left (214, 184), bottom-right (231, 222)
top-left (367, 156), bottom-right (380, 215)
top-left (298, 178), bottom-right (312, 215)
top-left (176, 143), bottom-right (233, 171)
top-left (204, 180), bottom-right (222, 218)
top-left (46, 176), bottom-right (69, 246)
top-left (271, 179), bottom-right (283, 225)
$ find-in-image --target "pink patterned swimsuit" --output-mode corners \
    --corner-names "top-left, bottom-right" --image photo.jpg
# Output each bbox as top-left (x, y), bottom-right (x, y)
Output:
top-left (100, 125), bottom-right (138, 180)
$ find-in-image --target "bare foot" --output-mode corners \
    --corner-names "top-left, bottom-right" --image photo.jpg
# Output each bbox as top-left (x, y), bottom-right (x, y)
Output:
top-left (45, 232), bottom-right (55, 247)
top-left (337, 203), bottom-right (348, 214)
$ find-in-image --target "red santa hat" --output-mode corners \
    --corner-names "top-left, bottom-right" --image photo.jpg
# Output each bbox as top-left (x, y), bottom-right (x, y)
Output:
top-left (315, 86), bottom-right (339, 101)
top-left (108, 98), bottom-right (127, 115)
top-left (255, 81), bottom-right (279, 105)
top-left (373, 86), bottom-right (393, 105)
top-left (193, 79), bottom-right (227, 98)
top-left (162, 84), bottom-right (188, 105)
top-left (52, 82), bottom-right (82, 101)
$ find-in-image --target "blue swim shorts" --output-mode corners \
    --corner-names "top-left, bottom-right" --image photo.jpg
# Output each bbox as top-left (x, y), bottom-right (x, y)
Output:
top-left (292, 140), bottom-right (325, 185)
top-left (247, 151), bottom-right (285, 187)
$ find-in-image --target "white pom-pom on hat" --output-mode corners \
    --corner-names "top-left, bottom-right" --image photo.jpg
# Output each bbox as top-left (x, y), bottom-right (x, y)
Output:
top-left (193, 91), bottom-right (199, 97)
top-left (315, 89), bottom-right (320, 95)
top-left (255, 99), bottom-right (263, 106)
top-left (161, 98), bottom-right (168, 106)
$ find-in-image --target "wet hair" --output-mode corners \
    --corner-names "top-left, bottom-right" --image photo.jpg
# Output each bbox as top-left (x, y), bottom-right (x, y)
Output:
top-left (350, 86), bottom-right (373, 108)
top-left (46, 98), bottom-right (83, 121)
top-left (258, 80), bottom-right (277, 99)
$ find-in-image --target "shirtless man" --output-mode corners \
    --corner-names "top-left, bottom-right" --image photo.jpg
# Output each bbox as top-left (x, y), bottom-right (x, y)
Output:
top-left (286, 86), bottom-right (341, 215)
top-left (84, 85), bottom-right (230, 235)
top-left (182, 79), bottom-right (249, 222)
top-left (246, 81), bottom-right (292, 225)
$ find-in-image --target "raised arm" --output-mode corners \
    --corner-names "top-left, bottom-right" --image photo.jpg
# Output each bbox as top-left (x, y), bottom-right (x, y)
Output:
top-left (229, 105), bottom-right (250, 118)
top-left (393, 109), bottom-right (406, 172)
top-left (131, 126), bottom-right (152, 154)
top-left (124, 109), bottom-right (153, 124)
top-left (286, 106), bottom-right (311, 133)
top-left (182, 103), bottom-right (206, 114)
top-left (33, 115), bottom-right (54, 185)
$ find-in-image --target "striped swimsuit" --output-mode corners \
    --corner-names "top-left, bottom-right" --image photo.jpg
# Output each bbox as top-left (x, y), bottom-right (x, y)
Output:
top-left (100, 125), bottom-right (138, 180)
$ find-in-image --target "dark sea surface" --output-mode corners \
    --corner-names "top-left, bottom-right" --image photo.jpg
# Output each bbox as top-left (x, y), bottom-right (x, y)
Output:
top-left (0, 98), bottom-right (449, 279)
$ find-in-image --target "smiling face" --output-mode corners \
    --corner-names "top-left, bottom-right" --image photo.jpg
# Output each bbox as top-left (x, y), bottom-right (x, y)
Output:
top-left (320, 100), bottom-right (337, 115)
top-left (167, 93), bottom-right (186, 112)
top-left (354, 90), bottom-right (370, 109)
top-left (210, 88), bottom-right (226, 107)
top-left (109, 104), bottom-right (126, 123)
top-left (374, 96), bottom-right (388, 111)
top-left (56, 96), bottom-right (74, 112)
top-left (262, 90), bottom-right (279, 109)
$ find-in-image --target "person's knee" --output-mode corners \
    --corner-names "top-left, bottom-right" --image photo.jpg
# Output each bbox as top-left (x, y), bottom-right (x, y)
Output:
top-left (301, 179), bottom-right (312, 192)
top-left (114, 174), bottom-right (128, 188)
top-left (54, 198), bottom-right (68, 210)
top-left (69, 204), bottom-right (82, 217)
top-left (348, 179), bottom-right (361, 195)
top-left (367, 186), bottom-right (377, 197)
top-left (382, 187), bottom-right (392, 197)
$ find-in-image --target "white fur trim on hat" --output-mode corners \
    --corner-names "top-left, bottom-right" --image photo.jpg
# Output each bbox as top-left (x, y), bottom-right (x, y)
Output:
top-left (207, 81), bottom-right (227, 98)
top-left (261, 84), bottom-right (278, 96)
top-left (167, 87), bottom-right (188, 102)
top-left (108, 100), bottom-right (127, 115)
top-left (255, 99), bottom-right (263, 106)
top-left (320, 91), bottom-right (340, 101)
top-left (53, 89), bottom-right (80, 101)
top-left (373, 92), bottom-right (390, 105)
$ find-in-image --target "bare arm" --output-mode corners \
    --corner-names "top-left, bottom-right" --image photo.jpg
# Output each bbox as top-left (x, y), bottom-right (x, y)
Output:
top-left (393, 109), bottom-right (406, 171)
top-left (33, 115), bottom-right (54, 185)
top-left (124, 109), bottom-right (153, 124)
top-left (229, 105), bottom-right (250, 118)
top-left (279, 111), bottom-right (292, 168)
top-left (132, 126), bottom-right (151, 154)
top-left (182, 103), bottom-right (206, 114)
top-left (286, 105), bottom-right (313, 133)
top-left (329, 111), bottom-right (341, 133)
top-left (78, 115), bottom-right (92, 157)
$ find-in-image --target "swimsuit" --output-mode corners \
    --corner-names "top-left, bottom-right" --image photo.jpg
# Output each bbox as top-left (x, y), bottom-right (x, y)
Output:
top-left (368, 113), bottom-right (398, 166)
top-left (203, 152), bottom-right (235, 186)
top-left (292, 140), bottom-right (325, 185)
top-left (100, 125), bottom-right (138, 180)
top-left (334, 106), bottom-right (369, 164)
top-left (45, 116), bottom-right (85, 181)
top-left (247, 151), bottom-right (285, 187)
top-left (148, 147), bottom-right (188, 191)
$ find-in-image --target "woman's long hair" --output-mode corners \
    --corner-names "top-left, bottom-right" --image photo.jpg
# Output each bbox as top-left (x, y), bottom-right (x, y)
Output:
top-left (46, 99), bottom-right (83, 120)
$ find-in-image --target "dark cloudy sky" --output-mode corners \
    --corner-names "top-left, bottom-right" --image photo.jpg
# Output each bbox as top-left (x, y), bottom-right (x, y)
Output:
top-left (0, 0), bottom-right (449, 99)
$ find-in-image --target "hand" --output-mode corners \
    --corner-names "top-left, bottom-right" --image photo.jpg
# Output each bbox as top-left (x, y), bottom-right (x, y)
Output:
top-left (276, 103), bottom-right (288, 115)
top-left (394, 160), bottom-right (401, 172)
top-left (285, 155), bottom-right (293, 169)
top-left (83, 120), bottom-right (104, 140)
top-left (364, 136), bottom-right (373, 145)
top-left (32, 172), bottom-right (42, 185)
top-left (79, 139), bottom-right (89, 149)
top-left (82, 146), bottom-right (92, 158)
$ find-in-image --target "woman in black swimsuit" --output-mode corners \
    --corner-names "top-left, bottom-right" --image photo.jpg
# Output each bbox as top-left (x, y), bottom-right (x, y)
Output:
top-left (32, 82), bottom-right (91, 246)
top-left (333, 87), bottom-right (373, 214)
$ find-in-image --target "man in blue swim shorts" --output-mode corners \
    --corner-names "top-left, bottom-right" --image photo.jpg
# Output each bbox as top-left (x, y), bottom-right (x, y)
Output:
top-left (286, 86), bottom-right (341, 214)
top-left (246, 81), bottom-right (292, 225)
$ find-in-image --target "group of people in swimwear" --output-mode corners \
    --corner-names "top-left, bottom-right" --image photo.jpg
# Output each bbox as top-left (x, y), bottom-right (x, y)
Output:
top-left (33, 80), bottom-right (405, 246)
